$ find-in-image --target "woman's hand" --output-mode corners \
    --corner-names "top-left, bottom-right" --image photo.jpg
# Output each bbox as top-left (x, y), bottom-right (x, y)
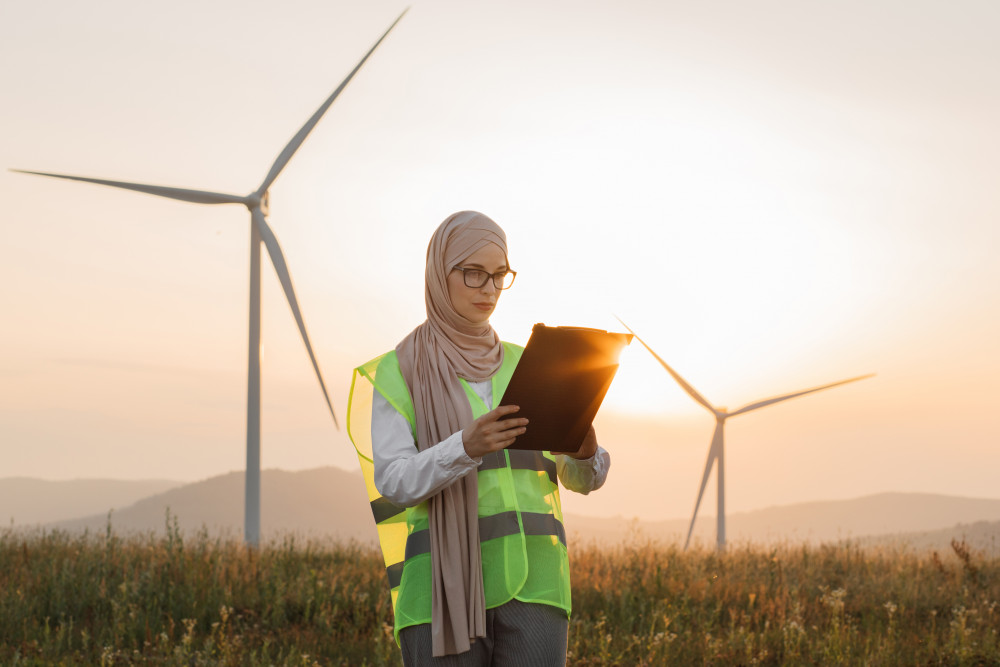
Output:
top-left (462, 405), bottom-right (529, 459)
top-left (552, 424), bottom-right (598, 460)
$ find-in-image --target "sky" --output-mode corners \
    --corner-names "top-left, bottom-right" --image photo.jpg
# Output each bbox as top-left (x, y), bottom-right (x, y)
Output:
top-left (1, 0), bottom-right (998, 522)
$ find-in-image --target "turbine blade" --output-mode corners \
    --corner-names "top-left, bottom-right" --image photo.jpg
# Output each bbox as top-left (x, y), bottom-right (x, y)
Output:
top-left (728, 373), bottom-right (875, 417)
top-left (615, 317), bottom-right (715, 415)
top-left (684, 422), bottom-right (723, 550)
top-left (11, 169), bottom-right (246, 205)
top-left (255, 8), bottom-right (409, 195)
top-left (252, 210), bottom-right (339, 429)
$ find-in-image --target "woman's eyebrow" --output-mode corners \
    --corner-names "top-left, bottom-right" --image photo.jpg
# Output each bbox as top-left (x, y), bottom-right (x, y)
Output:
top-left (460, 262), bottom-right (508, 271)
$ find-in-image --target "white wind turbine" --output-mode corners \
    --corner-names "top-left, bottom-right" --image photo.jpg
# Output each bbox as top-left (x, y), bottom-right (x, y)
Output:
top-left (617, 319), bottom-right (873, 551)
top-left (13, 10), bottom-right (408, 547)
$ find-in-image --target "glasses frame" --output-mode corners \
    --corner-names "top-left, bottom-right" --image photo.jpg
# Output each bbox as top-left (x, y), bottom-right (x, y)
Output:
top-left (451, 265), bottom-right (517, 290)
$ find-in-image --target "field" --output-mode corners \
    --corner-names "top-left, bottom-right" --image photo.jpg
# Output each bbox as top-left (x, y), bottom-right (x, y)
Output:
top-left (2, 518), bottom-right (999, 666)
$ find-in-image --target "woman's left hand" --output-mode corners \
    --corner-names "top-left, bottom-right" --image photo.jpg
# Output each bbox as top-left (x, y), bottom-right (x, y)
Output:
top-left (552, 424), bottom-right (598, 460)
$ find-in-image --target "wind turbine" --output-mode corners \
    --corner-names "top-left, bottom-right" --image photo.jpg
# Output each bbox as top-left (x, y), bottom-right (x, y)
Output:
top-left (617, 319), bottom-right (873, 551)
top-left (12, 10), bottom-right (408, 547)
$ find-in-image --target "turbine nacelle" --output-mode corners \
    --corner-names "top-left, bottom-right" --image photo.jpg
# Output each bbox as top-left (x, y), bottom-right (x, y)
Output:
top-left (245, 191), bottom-right (270, 215)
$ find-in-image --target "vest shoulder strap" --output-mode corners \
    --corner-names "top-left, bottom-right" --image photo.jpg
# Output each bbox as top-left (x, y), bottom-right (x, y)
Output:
top-left (362, 350), bottom-right (416, 437)
top-left (496, 342), bottom-right (523, 402)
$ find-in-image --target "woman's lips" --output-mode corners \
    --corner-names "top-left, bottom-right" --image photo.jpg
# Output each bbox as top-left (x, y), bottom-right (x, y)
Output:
top-left (473, 302), bottom-right (494, 311)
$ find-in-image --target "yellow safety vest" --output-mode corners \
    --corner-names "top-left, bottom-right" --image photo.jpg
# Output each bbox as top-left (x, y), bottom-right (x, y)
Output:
top-left (347, 342), bottom-right (571, 642)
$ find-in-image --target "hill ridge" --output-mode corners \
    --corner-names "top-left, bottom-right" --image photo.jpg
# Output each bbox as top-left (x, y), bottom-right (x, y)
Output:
top-left (5, 468), bottom-right (998, 552)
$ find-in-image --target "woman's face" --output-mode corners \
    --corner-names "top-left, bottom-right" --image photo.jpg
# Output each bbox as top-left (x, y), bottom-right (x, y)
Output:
top-left (446, 243), bottom-right (508, 324)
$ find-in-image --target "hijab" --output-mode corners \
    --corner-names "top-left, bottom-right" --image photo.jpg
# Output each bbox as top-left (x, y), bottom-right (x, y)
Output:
top-left (395, 211), bottom-right (508, 656)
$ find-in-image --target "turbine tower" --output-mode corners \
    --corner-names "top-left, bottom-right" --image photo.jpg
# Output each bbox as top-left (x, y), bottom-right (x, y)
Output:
top-left (13, 10), bottom-right (408, 547)
top-left (618, 319), bottom-right (873, 551)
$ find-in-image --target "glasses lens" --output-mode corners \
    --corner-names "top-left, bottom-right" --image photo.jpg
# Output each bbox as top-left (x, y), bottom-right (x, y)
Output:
top-left (495, 271), bottom-right (516, 290)
top-left (462, 269), bottom-right (489, 288)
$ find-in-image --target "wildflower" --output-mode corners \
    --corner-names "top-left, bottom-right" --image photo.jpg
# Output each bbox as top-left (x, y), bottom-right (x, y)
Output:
top-left (784, 621), bottom-right (799, 633)
top-left (820, 586), bottom-right (847, 614)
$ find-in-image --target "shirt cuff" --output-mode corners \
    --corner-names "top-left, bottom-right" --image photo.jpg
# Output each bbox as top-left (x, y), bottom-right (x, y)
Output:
top-left (559, 451), bottom-right (598, 469)
top-left (441, 430), bottom-right (482, 468)
top-left (556, 446), bottom-right (609, 494)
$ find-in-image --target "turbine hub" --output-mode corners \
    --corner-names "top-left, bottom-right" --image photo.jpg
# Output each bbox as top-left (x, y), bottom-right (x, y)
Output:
top-left (246, 193), bottom-right (262, 210)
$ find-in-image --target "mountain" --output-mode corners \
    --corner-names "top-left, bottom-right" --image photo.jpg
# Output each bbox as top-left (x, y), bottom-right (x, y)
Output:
top-left (853, 519), bottom-right (1000, 554)
top-left (29, 468), bottom-right (1000, 553)
top-left (1, 477), bottom-right (182, 526)
top-left (725, 492), bottom-right (1000, 542)
top-left (49, 467), bottom-right (377, 543)
top-left (563, 492), bottom-right (1000, 551)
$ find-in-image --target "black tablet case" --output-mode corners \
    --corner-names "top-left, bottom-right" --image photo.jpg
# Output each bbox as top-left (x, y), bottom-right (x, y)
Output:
top-left (499, 324), bottom-right (632, 452)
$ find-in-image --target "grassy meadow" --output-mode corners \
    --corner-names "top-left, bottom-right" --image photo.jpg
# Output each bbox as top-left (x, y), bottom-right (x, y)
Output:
top-left (2, 518), bottom-right (999, 665)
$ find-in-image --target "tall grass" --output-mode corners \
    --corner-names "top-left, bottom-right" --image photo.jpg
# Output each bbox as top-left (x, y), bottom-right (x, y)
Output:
top-left (568, 536), bottom-right (999, 665)
top-left (0, 515), bottom-right (398, 666)
top-left (2, 518), bottom-right (998, 665)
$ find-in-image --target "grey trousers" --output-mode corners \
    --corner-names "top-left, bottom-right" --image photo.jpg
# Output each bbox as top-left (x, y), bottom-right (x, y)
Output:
top-left (398, 599), bottom-right (569, 667)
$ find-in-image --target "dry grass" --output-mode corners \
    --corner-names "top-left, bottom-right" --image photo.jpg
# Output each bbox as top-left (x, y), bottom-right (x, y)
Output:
top-left (567, 536), bottom-right (999, 665)
top-left (2, 517), bottom-right (998, 665)
top-left (0, 517), bottom-right (398, 666)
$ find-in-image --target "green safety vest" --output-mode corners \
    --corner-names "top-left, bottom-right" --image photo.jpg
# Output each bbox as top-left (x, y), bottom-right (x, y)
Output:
top-left (346, 342), bottom-right (571, 642)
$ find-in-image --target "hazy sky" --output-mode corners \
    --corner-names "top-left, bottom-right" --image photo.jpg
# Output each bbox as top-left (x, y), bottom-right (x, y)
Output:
top-left (2, 0), bottom-right (998, 521)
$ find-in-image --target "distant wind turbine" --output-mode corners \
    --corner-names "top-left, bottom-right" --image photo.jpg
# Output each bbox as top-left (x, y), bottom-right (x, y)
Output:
top-left (617, 318), bottom-right (873, 551)
top-left (13, 9), bottom-right (408, 547)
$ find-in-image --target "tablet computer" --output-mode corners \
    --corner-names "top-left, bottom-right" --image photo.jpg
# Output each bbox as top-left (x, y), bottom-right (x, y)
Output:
top-left (499, 323), bottom-right (632, 452)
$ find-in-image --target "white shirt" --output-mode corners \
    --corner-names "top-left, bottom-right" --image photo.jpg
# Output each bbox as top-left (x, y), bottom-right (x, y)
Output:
top-left (372, 379), bottom-right (610, 507)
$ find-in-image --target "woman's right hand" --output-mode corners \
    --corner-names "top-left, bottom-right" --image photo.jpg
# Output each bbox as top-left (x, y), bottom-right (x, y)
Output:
top-left (462, 405), bottom-right (528, 459)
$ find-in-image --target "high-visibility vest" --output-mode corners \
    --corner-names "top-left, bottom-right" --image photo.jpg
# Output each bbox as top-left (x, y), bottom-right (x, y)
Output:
top-left (347, 342), bottom-right (571, 642)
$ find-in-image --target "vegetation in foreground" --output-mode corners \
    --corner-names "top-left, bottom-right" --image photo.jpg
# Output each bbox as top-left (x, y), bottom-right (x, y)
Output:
top-left (2, 517), bottom-right (999, 665)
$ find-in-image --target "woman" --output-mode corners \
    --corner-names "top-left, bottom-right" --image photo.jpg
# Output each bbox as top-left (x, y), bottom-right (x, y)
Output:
top-left (347, 211), bottom-right (609, 665)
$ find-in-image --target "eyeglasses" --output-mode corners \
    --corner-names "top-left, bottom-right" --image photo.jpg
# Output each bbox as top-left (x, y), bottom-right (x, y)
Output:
top-left (451, 266), bottom-right (517, 290)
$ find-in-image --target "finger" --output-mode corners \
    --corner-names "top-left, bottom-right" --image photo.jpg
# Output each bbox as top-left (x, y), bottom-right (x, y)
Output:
top-left (491, 418), bottom-right (529, 431)
top-left (489, 425), bottom-right (526, 443)
top-left (477, 412), bottom-right (526, 431)
top-left (484, 424), bottom-right (527, 444)
top-left (482, 436), bottom-right (511, 453)
top-left (485, 404), bottom-right (521, 420)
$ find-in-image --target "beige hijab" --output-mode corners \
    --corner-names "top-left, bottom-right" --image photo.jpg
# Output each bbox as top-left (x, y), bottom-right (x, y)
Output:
top-left (395, 211), bottom-right (507, 657)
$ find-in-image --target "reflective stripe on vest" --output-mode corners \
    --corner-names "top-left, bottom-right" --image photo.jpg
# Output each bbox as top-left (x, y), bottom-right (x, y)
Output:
top-left (406, 511), bottom-right (567, 560)
top-left (370, 496), bottom-right (405, 524)
top-left (386, 511), bottom-right (567, 589)
top-left (480, 449), bottom-right (557, 486)
top-left (368, 450), bottom-right (557, 528)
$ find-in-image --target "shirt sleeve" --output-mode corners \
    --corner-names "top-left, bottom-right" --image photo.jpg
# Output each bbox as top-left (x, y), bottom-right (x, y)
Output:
top-left (555, 446), bottom-right (610, 495)
top-left (371, 387), bottom-right (482, 508)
